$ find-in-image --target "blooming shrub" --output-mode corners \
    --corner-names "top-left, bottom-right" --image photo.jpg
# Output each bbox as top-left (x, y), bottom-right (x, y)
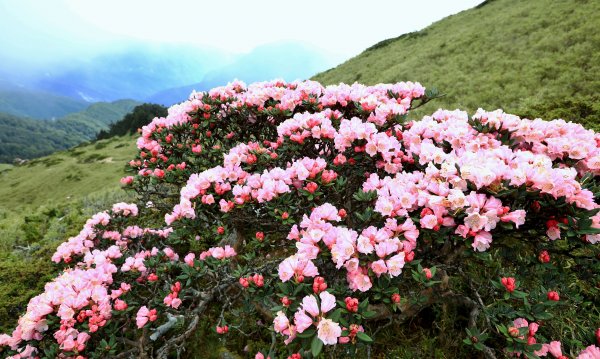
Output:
top-left (1, 79), bottom-right (599, 358)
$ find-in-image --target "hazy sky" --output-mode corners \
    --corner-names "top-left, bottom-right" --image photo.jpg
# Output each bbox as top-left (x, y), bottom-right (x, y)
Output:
top-left (0, 0), bottom-right (483, 69)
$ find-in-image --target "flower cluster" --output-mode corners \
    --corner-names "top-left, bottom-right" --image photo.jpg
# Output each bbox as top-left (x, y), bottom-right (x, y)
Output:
top-left (0, 254), bottom-right (117, 353)
top-left (274, 291), bottom-right (342, 346)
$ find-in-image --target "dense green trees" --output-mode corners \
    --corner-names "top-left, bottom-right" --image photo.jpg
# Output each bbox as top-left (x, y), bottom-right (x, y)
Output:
top-left (96, 103), bottom-right (168, 140)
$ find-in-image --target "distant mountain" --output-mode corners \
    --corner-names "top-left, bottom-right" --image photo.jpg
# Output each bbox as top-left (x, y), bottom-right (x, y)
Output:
top-left (147, 42), bottom-right (338, 105)
top-left (0, 113), bottom-right (74, 162)
top-left (33, 44), bottom-right (233, 102)
top-left (52, 100), bottom-right (140, 139)
top-left (0, 80), bottom-right (89, 120)
top-left (0, 99), bottom-right (139, 162)
top-left (312, 0), bottom-right (600, 129)
top-left (1, 41), bottom-right (337, 109)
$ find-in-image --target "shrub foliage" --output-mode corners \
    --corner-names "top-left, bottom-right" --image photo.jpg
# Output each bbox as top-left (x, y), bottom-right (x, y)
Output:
top-left (1, 80), bottom-right (599, 359)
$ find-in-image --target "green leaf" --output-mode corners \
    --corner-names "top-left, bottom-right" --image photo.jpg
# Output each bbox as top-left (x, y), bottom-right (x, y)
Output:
top-left (297, 328), bottom-right (316, 338)
top-left (278, 282), bottom-right (290, 294)
top-left (359, 298), bottom-right (369, 311)
top-left (577, 227), bottom-right (600, 235)
top-left (356, 332), bottom-right (373, 343)
top-left (339, 316), bottom-right (349, 327)
top-left (534, 311), bottom-right (553, 320)
top-left (293, 284), bottom-right (305, 296)
top-left (329, 308), bottom-right (342, 322)
top-left (362, 310), bottom-right (377, 319)
top-left (311, 336), bottom-right (323, 357)
top-left (496, 324), bottom-right (508, 336)
top-left (529, 343), bottom-right (543, 351)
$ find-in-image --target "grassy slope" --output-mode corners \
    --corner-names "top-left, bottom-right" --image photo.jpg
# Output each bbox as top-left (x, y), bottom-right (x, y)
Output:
top-left (313, 0), bottom-right (600, 129)
top-left (0, 136), bottom-right (137, 330)
top-left (0, 135), bottom-right (136, 215)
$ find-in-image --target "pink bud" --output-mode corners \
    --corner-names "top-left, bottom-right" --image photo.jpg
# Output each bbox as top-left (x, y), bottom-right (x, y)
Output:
top-left (547, 291), bottom-right (560, 301)
top-left (423, 268), bottom-right (432, 280)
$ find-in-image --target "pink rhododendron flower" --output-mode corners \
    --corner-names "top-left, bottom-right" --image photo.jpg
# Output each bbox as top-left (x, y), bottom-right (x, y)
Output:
top-left (293, 310), bottom-right (313, 333)
top-left (577, 345), bottom-right (600, 359)
top-left (548, 341), bottom-right (564, 358)
top-left (278, 255), bottom-right (319, 282)
top-left (136, 306), bottom-right (158, 329)
top-left (184, 252), bottom-right (196, 266)
top-left (317, 318), bottom-right (342, 345)
top-left (472, 231), bottom-right (493, 252)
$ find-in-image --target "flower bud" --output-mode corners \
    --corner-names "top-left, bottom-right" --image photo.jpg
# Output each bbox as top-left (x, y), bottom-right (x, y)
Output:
top-left (538, 250), bottom-right (550, 263)
top-left (423, 268), bottom-right (432, 280)
top-left (281, 296), bottom-right (292, 307)
top-left (547, 291), bottom-right (560, 301)
top-left (501, 277), bottom-right (516, 292)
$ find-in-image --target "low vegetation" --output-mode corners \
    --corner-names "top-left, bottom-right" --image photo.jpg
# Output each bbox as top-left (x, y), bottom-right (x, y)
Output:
top-left (313, 0), bottom-right (600, 130)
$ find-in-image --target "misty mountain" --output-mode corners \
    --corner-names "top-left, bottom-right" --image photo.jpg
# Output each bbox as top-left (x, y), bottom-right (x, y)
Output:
top-left (32, 44), bottom-right (233, 102)
top-left (0, 79), bottom-right (89, 119)
top-left (0, 41), bottom-right (337, 113)
top-left (147, 42), bottom-right (338, 105)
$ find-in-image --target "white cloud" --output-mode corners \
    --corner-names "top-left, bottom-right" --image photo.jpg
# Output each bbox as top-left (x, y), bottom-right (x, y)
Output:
top-left (0, 0), bottom-right (483, 69)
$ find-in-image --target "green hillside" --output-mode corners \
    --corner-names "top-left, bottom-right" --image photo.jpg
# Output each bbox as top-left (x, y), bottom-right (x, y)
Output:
top-left (0, 135), bottom-right (136, 212)
top-left (313, 0), bottom-right (600, 130)
top-left (53, 99), bottom-right (140, 139)
top-left (0, 113), bottom-right (74, 162)
top-left (0, 99), bottom-right (139, 162)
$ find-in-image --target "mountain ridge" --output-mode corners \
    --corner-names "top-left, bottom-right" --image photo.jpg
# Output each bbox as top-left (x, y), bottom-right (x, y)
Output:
top-left (148, 42), bottom-right (339, 105)
top-left (0, 84), bottom-right (89, 120)
top-left (0, 99), bottom-right (139, 162)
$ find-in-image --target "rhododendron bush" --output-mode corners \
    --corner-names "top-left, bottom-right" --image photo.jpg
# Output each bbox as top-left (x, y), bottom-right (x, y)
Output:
top-left (1, 79), bottom-right (599, 359)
